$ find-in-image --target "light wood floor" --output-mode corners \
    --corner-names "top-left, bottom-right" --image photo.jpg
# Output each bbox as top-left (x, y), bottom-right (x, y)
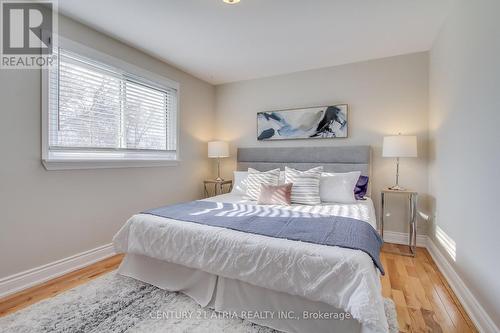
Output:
top-left (0, 254), bottom-right (124, 318)
top-left (381, 244), bottom-right (476, 333)
top-left (0, 245), bottom-right (477, 332)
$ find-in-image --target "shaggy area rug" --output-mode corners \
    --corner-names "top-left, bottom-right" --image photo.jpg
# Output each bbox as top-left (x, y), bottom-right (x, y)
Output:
top-left (0, 272), bottom-right (398, 333)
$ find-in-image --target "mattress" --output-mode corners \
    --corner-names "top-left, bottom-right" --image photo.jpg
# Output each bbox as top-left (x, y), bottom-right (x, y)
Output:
top-left (113, 193), bottom-right (387, 332)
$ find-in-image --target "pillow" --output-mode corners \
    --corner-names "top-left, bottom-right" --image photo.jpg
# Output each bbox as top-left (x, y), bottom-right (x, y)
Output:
top-left (244, 168), bottom-right (280, 200)
top-left (320, 171), bottom-right (361, 204)
top-left (232, 169), bottom-right (286, 196)
top-left (285, 166), bottom-right (323, 205)
top-left (279, 170), bottom-right (286, 184)
top-left (232, 171), bottom-right (250, 195)
top-left (354, 175), bottom-right (369, 200)
top-left (257, 183), bottom-right (292, 205)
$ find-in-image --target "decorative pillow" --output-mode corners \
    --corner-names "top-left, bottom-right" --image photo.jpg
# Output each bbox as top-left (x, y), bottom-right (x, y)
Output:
top-left (285, 166), bottom-right (323, 205)
top-left (279, 171), bottom-right (286, 184)
top-left (354, 175), bottom-right (369, 200)
top-left (244, 168), bottom-right (280, 200)
top-left (232, 171), bottom-right (250, 195)
top-left (257, 183), bottom-right (293, 205)
top-left (320, 171), bottom-right (361, 204)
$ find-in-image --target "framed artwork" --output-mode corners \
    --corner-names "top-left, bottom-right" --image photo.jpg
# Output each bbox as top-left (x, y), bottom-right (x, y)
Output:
top-left (257, 104), bottom-right (348, 141)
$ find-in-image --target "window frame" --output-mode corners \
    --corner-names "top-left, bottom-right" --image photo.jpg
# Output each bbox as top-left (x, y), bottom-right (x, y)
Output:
top-left (42, 36), bottom-right (180, 170)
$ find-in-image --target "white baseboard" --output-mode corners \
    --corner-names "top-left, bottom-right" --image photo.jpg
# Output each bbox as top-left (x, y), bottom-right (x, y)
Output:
top-left (383, 230), bottom-right (427, 247)
top-left (0, 243), bottom-right (116, 299)
top-left (426, 239), bottom-right (499, 333)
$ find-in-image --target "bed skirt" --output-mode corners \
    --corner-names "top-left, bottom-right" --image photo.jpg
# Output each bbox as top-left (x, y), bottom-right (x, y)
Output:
top-left (118, 253), bottom-right (376, 333)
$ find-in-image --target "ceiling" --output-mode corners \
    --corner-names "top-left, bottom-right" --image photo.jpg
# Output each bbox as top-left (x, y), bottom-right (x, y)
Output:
top-left (59, 0), bottom-right (451, 84)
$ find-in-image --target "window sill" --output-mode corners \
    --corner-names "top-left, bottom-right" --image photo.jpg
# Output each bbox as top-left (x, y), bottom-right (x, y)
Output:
top-left (42, 159), bottom-right (180, 171)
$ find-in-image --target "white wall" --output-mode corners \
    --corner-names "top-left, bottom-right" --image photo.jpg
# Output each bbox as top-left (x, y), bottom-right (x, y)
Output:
top-left (215, 53), bottom-right (430, 235)
top-left (0, 15), bottom-right (215, 278)
top-left (429, 0), bottom-right (500, 328)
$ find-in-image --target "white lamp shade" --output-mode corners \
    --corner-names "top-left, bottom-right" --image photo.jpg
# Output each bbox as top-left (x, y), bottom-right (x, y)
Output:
top-left (383, 135), bottom-right (417, 158)
top-left (208, 141), bottom-right (229, 158)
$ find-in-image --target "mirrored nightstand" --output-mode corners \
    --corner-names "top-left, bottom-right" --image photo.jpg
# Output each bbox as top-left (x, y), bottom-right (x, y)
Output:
top-left (380, 188), bottom-right (418, 257)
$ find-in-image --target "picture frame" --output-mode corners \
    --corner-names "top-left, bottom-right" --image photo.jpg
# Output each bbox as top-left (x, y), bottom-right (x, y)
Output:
top-left (257, 104), bottom-right (348, 141)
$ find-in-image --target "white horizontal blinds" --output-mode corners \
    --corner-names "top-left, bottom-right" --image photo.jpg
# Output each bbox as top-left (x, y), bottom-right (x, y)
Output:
top-left (50, 49), bottom-right (122, 149)
top-left (124, 80), bottom-right (167, 150)
top-left (49, 48), bottom-right (177, 152)
top-left (166, 88), bottom-right (177, 151)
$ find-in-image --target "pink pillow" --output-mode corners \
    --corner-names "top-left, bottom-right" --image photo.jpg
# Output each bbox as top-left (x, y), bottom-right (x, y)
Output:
top-left (257, 183), bottom-right (293, 205)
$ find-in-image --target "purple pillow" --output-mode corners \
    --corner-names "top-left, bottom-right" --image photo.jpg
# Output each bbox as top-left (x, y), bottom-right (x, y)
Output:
top-left (354, 175), bottom-right (369, 200)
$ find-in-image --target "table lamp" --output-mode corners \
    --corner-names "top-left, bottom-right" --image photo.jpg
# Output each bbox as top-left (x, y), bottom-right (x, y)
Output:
top-left (208, 141), bottom-right (229, 181)
top-left (383, 134), bottom-right (417, 191)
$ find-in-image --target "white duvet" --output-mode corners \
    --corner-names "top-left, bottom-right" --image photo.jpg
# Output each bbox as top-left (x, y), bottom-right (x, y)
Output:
top-left (113, 193), bottom-right (388, 333)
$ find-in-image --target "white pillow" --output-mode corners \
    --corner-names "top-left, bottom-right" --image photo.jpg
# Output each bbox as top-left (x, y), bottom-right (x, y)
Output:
top-left (232, 171), bottom-right (250, 195)
top-left (244, 168), bottom-right (280, 200)
top-left (320, 171), bottom-right (361, 204)
top-left (279, 170), bottom-right (286, 184)
top-left (285, 166), bottom-right (323, 205)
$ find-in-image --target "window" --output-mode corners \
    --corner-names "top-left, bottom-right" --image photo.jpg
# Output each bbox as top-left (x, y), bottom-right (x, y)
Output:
top-left (42, 39), bottom-right (179, 170)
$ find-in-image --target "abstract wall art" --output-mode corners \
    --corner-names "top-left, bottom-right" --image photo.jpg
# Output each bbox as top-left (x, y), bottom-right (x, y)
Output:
top-left (257, 104), bottom-right (348, 141)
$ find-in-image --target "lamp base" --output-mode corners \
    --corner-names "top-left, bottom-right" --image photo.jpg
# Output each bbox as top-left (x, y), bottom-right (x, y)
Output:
top-left (388, 184), bottom-right (406, 191)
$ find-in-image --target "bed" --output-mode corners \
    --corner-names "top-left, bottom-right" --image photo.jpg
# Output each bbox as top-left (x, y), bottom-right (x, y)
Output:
top-left (113, 146), bottom-right (388, 333)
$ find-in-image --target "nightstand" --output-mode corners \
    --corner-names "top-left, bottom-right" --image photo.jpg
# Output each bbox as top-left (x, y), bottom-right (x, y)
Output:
top-left (204, 179), bottom-right (233, 198)
top-left (380, 188), bottom-right (418, 257)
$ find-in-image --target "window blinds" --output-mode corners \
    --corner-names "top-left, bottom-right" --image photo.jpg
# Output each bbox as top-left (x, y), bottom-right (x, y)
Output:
top-left (48, 49), bottom-right (177, 154)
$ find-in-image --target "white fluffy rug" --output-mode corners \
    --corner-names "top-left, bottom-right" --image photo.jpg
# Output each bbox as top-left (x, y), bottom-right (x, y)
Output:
top-left (0, 272), bottom-right (398, 333)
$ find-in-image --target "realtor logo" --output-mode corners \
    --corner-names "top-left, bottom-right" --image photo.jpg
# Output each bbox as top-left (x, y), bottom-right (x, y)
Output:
top-left (1, 0), bottom-right (57, 68)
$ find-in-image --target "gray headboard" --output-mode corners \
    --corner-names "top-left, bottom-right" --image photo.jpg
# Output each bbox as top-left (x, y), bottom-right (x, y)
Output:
top-left (237, 146), bottom-right (372, 177)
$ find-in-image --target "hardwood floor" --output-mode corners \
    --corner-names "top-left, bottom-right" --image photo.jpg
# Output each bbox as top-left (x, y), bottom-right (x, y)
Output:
top-left (0, 254), bottom-right (124, 317)
top-left (381, 244), bottom-right (476, 333)
top-left (0, 245), bottom-right (477, 332)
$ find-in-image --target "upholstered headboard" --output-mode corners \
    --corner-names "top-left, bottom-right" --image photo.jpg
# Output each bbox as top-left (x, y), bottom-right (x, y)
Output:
top-left (237, 146), bottom-right (372, 177)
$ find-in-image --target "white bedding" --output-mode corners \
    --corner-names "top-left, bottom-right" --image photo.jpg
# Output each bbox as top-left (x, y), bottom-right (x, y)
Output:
top-left (113, 193), bottom-right (387, 333)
